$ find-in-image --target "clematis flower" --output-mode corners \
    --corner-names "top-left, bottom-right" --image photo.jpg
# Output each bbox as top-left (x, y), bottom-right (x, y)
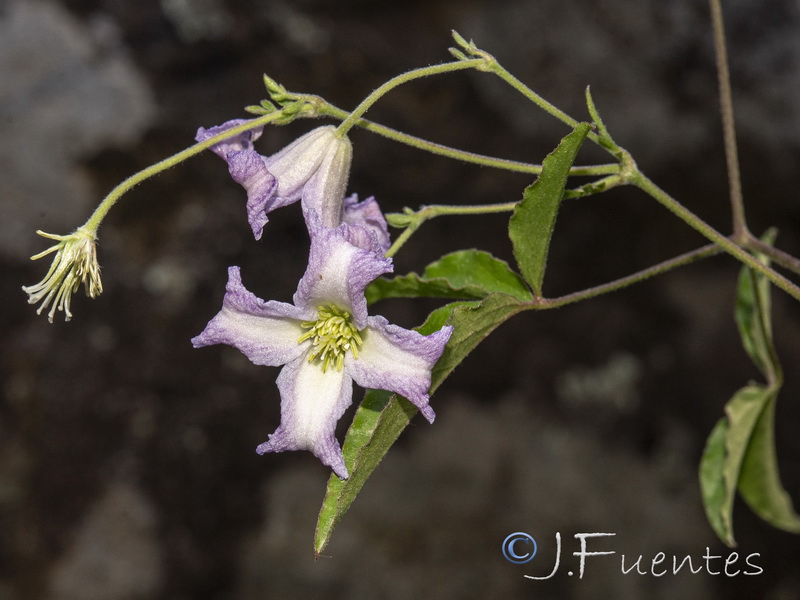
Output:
top-left (196, 121), bottom-right (352, 239)
top-left (191, 214), bottom-right (452, 478)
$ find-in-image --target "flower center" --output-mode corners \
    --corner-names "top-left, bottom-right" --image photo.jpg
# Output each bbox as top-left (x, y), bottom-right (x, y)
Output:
top-left (298, 304), bottom-right (363, 372)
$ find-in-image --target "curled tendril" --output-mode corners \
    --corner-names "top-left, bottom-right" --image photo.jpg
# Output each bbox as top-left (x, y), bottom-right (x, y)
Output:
top-left (22, 227), bottom-right (103, 323)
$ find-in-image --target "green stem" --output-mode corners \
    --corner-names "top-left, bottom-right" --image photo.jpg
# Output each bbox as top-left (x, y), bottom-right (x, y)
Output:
top-left (743, 237), bottom-right (800, 278)
top-left (709, 0), bottom-right (748, 239)
top-left (414, 202), bottom-right (518, 218)
top-left (384, 226), bottom-right (417, 260)
top-left (385, 202), bottom-right (517, 258)
top-left (532, 244), bottom-right (721, 309)
top-left (336, 59), bottom-right (485, 137)
top-left (563, 173), bottom-right (626, 199)
top-left (318, 100), bottom-right (617, 177)
top-left (631, 172), bottom-right (800, 302)
top-left (485, 61), bottom-right (601, 147)
top-left (82, 111), bottom-right (285, 233)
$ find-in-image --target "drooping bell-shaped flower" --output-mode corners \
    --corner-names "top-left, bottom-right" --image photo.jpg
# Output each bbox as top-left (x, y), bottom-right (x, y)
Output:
top-left (191, 213), bottom-right (452, 478)
top-left (196, 121), bottom-right (352, 239)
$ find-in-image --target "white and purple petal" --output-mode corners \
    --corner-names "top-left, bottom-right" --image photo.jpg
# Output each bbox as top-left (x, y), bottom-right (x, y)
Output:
top-left (256, 355), bottom-right (354, 478)
top-left (191, 266), bottom-right (310, 366)
top-left (299, 134), bottom-right (352, 228)
top-left (195, 119), bottom-right (264, 159)
top-left (343, 194), bottom-right (391, 253)
top-left (225, 149), bottom-right (283, 240)
top-left (293, 215), bottom-right (393, 327)
top-left (346, 316), bottom-right (453, 423)
top-left (264, 126), bottom-right (343, 202)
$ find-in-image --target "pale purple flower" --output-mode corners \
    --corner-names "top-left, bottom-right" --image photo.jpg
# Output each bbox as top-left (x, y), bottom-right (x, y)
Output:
top-left (191, 215), bottom-right (452, 478)
top-left (196, 121), bottom-right (352, 239)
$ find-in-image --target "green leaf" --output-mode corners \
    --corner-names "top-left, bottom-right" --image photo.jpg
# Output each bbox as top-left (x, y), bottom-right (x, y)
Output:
top-left (314, 293), bottom-right (525, 555)
top-left (384, 210), bottom-right (416, 229)
top-left (699, 417), bottom-right (733, 545)
top-left (584, 86), bottom-right (619, 154)
top-left (738, 390), bottom-right (800, 533)
top-left (313, 387), bottom-right (408, 557)
top-left (429, 293), bottom-right (525, 383)
top-left (366, 249), bottom-right (532, 304)
top-left (731, 232), bottom-right (799, 532)
top-left (700, 383), bottom-right (800, 546)
top-left (700, 385), bottom-right (773, 546)
top-left (734, 230), bottom-right (780, 383)
top-left (508, 122), bottom-right (592, 297)
top-left (700, 231), bottom-right (799, 545)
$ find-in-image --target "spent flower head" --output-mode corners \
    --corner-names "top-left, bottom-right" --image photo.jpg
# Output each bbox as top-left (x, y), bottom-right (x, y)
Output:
top-left (22, 227), bottom-right (102, 323)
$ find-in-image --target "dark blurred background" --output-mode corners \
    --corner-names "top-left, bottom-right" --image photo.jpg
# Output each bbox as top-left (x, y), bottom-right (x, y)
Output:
top-left (2, 0), bottom-right (800, 598)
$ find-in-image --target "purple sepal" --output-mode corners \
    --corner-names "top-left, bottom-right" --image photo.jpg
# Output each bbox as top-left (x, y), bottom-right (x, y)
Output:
top-left (257, 356), bottom-right (353, 478)
top-left (224, 150), bottom-right (281, 240)
top-left (195, 119), bottom-right (264, 159)
top-left (346, 316), bottom-right (453, 424)
top-left (343, 194), bottom-right (391, 253)
top-left (191, 266), bottom-right (309, 366)
top-left (293, 212), bottom-right (392, 329)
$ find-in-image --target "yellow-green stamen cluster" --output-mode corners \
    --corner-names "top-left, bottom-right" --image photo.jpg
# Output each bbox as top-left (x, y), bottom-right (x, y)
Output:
top-left (22, 227), bottom-right (103, 323)
top-left (298, 304), bottom-right (363, 372)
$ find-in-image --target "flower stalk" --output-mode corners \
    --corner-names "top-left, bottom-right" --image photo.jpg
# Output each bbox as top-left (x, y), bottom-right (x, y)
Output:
top-left (316, 99), bottom-right (618, 176)
top-left (709, 0), bottom-right (748, 240)
top-left (83, 110), bottom-right (289, 232)
top-left (23, 109), bottom-right (293, 322)
top-left (335, 59), bottom-right (486, 137)
top-left (384, 202), bottom-right (518, 258)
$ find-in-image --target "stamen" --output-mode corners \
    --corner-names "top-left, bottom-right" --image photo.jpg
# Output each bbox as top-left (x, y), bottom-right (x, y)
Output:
top-left (298, 304), bottom-right (363, 372)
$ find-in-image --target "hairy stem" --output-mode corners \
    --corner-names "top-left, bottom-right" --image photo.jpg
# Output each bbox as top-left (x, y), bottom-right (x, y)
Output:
top-left (336, 59), bottom-right (485, 137)
top-left (531, 244), bottom-right (721, 309)
top-left (709, 0), bottom-right (748, 239)
top-left (743, 237), bottom-right (800, 278)
top-left (385, 202), bottom-right (517, 258)
top-left (317, 100), bottom-right (617, 176)
top-left (82, 112), bottom-right (284, 233)
top-left (384, 226), bottom-right (417, 259)
top-left (484, 62), bottom-right (601, 147)
top-left (631, 172), bottom-right (800, 302)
